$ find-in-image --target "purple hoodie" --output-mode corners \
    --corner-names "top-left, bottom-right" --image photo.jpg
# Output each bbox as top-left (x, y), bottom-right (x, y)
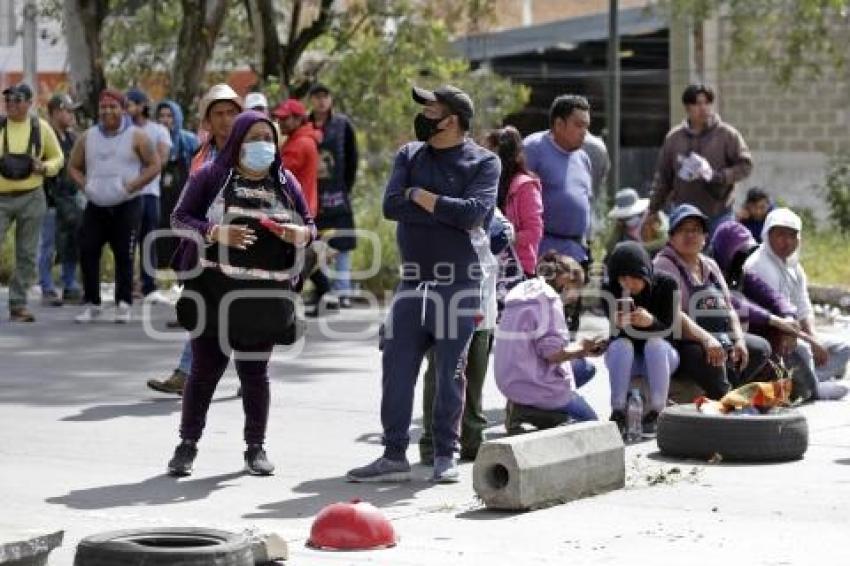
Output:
top-left (494, 278), bottom-right (576, 409)
top-left (710, 220), bottom-right (796, 331)
top-left (171, 111), bottom-right (316, 273)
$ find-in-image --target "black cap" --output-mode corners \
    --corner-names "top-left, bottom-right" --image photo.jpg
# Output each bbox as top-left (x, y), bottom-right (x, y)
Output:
top-left (47, 94), bottom-right (80, 113)
top-left (3, 83), bottom-right (33, 101)
top-left (668, 204), bottom-right (709, 234)
top-left (308, 83), bottom-right (331, 96)
top-left (412, 85), bottom-right (474, 123)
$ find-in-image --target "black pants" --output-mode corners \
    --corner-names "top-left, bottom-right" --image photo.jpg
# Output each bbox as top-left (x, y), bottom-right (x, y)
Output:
top-left (79, 199), bottom-right (142, 306)
top-left (673, 333), bottom-right (772, 399)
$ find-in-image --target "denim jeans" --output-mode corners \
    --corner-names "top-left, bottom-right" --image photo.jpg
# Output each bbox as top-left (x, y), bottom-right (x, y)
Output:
top-left (177, 339), bottom-right (193, 375)
top-left (38, 207), bottom-right (79, 293)
top-left (137, 194), bottom-right (160, 295)
top-left (330, 250), bottom-right (352, 294)
top-left (553, 395), bottom-right (598, 422)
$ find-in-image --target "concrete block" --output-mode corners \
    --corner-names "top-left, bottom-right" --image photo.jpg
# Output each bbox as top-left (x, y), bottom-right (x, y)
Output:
top-left (0, 529), bottom-right (63, 566)
top-left (246, 530), bottom-right (288, 564)
top-left (473, 421), bottom-right (625, 511)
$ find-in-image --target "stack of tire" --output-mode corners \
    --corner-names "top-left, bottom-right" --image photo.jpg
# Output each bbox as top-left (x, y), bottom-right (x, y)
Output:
top-left (656, 404), bottom-right (808, 462)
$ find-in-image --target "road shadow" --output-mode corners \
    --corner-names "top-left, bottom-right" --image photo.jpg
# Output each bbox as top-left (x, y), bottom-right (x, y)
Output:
top-left (455, 507), bottom-right (523, 520)
top-left (61, 395), bottom-right (236, 422)
top-left (834, 458), bottom-right (850, 465)
top-left (645, 450), bottom-right (799, 467)
top-left (242, 470), bottom-right (437, 520)
top-left (46, 471), bottom-right (244, 509)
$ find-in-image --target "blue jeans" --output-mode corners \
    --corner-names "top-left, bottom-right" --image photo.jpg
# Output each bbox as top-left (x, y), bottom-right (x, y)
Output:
top-left (137, 194), bottom-right (160, 295)
top-left (330, 250), bottom-right (352, 294)
top-left (571, 358), bottom-right (596, 389)
top-left (177, 339), bottom-right (193, 375)
top-left (38, 207), bottom-right (78, 293)
top-left (553, 395), bottom-right (598, 422)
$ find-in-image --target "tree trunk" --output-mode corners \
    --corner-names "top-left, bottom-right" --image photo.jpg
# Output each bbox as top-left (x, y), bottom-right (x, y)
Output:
top-left (63, 0), bottom-right (108, 121)
top-left (171, 0), bottom-right (229, 117)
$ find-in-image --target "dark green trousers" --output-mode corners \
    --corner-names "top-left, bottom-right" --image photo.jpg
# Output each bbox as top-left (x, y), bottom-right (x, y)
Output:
top-left (419, 329), bottom-right (492, 461)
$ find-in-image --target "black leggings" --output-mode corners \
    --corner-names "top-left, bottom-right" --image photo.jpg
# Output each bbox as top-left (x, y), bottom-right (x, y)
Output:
top-left (673, 333), bottom-right (772, 399)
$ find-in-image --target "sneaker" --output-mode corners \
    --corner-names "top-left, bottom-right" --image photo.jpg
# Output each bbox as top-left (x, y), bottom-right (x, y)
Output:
top-left (114, 301), bottom-right (132, 323)
top-left (244, 444), bottom-right (275, 475)
top-left (75, 305), bottom-right (103, 324)
top-left (609, 410), bottom-right (626, 436)
top-left (41, 290), bottom-right (63, 307)
top-left (642, 410), bottom-right (660, 438)
top-left (346, 456), bottom-right (411, 483)
top-left (339, 296), bottom-right (353, 309)
top-left (323, 295), bottom-right (341, 311)
top-left (817, 381), bottom-right (849, 400)
top-left (167, 440), bottom-right (197, 476)
top-left (9, 307), bottom-right (35, 322)
top-left (432, 456), bottom-right (460, 483)
top-left (62, 288), bottom-right (83, 304)
top-left (459, 446), bottom-right (480, 462)
top-left (147, 369), bottom-right (187, 395)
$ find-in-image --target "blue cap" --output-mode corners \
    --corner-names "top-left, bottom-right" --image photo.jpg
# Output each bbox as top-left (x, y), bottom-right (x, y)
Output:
top-left (125, 87), bottom-right (149, 105)
top-left (668, 204), bottom-right (708, 234)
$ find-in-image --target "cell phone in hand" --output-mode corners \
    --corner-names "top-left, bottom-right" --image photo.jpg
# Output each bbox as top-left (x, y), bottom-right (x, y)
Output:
top-left (616, 297), bottom-right (635, 317)
top-left (589, 337), bottom-right (609, 355)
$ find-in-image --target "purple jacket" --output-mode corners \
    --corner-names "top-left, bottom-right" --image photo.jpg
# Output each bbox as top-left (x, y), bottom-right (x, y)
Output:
top-left (171, 111), bottom-right (315, 274)
top-left (711, 221), bottom-right (795, 331)
top-left (494, 278), bottom-right (576, 409)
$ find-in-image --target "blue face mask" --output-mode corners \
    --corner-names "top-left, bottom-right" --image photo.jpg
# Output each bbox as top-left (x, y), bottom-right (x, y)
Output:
top-left (241, 141), bottom-right (276, 172)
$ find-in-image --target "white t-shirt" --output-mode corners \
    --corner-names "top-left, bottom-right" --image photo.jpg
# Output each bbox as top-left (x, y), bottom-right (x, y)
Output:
top-left (138, 121), bottom-right (172, 197)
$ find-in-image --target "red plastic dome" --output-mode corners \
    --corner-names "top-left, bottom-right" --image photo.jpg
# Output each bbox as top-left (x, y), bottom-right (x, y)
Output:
top-left (307, 499), bottom-right (397, 551)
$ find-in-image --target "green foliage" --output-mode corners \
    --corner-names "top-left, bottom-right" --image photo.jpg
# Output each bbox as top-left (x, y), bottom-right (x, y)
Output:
top-left (821, 155), bottom-right (850, 235)
top-left (800, 229), bottom-right (850, 288)
top-left (318, 3), bottom-right (529, 292)
top-left (660, 0), bottom-right (850, 85)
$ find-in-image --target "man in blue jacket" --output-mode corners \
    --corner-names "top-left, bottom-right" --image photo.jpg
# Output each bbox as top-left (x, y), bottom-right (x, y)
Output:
top-left (347, 85), bottom-right (500, 483)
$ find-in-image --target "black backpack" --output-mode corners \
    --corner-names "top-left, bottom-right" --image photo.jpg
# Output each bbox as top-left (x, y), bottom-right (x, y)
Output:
top-left (0, 115), bottom-right (41, 180)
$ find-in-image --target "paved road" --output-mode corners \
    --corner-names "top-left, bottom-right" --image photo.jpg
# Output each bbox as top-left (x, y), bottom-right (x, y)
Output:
top-left (1, 293), bottom-right (850, 565)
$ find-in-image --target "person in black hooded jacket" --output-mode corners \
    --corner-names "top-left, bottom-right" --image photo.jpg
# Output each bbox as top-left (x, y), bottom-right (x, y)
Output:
top-left (602, 241), bottom-right (681, 435)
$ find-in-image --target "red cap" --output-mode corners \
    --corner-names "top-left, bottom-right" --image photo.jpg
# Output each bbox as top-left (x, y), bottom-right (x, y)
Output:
top-left (272, 98), bottom-right (306, 118)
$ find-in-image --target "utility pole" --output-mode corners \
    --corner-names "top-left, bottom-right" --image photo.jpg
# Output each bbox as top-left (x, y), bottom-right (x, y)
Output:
top-left (607, 0), bottom-right (621, 199)
top-left (22, 0), bottom-right (37, 91)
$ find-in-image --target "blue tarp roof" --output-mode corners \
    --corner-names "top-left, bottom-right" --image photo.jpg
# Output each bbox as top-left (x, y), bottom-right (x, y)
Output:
top-left (453, 6), bottom-right (667, 61)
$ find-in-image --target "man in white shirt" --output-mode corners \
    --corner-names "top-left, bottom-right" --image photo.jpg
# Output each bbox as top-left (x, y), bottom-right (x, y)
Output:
top-left (744, 208), bottom-right (850, 396)
top-left (126, 87), bottom-right (171, 298)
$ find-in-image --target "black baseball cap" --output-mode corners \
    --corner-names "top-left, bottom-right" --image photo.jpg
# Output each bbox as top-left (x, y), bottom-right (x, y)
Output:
top-left (47, 94), bottom-right (80, 112)
top-left (308, 83), bottom-right (331, 96)
top-left (3, 83), bottom-right (33, 101)
top-left (412, 85), bottom-right (474, 123)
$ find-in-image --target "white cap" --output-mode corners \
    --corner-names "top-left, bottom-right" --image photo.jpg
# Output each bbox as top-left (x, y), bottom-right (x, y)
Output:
top-left (762, 207), bottom-right (802, 240)
top-left (198, 83), bottom-right (243, 121)
top-left (245, 92), bottom-right (268, 110)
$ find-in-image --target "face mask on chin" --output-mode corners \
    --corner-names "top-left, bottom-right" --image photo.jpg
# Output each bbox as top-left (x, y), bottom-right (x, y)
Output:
top-left (414, 112), bottom-right (447, 142)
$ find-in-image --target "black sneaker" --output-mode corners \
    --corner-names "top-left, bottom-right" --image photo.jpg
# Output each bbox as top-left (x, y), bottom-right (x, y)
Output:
top-left (339, 296), bottom-right (353, 309)
top-left (609, 410), bottom-right (626, 436)
top-left (167, 440), bottom-right (197, 477)
top-left (41, 290), bottom-right (63, 307)
top-left (244, 444), bottom-right (275, 475)
top-left (642, 410), bottom-right (659, 438)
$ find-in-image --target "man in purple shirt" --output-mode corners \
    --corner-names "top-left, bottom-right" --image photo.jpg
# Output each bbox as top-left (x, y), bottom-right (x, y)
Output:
top-left (523, 95), bottom-right (594, 267)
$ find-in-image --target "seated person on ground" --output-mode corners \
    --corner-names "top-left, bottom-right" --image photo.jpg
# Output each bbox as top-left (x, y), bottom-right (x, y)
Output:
top-left (603, 241), bottom-right (680, 437)
top-left (494, 252), bottom-right (605, 432)
top-left (744, 208), bottom-right (850, 399)
top-left (736, 186), bottom-right (773, 243)
top-left (653, 204), bottom-right (772, 400)
top-left (604, 187), bottom-right (668, 259)
top-left (711, 220), bottom-right (847, 401)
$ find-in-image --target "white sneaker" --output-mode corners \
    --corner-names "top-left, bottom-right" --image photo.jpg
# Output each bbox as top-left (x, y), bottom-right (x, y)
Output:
top-left (75, 306), bottom-right (103, 324)
top-left (114, 302), bottom-right (132, 323)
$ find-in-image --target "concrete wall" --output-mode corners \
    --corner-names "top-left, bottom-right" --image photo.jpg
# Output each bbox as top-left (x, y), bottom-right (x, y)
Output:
top-left (486, 0), bottom-right (652, 30)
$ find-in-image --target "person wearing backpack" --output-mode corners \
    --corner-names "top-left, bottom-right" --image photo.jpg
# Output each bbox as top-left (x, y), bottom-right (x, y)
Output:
top-left (0, 83), bottom-right (65, 322)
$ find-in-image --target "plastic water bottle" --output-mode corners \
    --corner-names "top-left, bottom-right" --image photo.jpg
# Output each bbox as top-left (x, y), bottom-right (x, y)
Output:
top-left (626, 388), bottom-right (643, 443)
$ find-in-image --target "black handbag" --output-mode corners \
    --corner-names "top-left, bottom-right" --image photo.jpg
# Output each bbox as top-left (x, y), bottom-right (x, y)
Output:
top-left (0, 117), bottom-right (40, 180)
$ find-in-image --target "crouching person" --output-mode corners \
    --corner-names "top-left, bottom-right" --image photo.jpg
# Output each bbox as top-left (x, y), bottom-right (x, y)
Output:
top-left (603, 242), bottom-right (680, 436)
top-left (494, 252), bottom-right (604, 433)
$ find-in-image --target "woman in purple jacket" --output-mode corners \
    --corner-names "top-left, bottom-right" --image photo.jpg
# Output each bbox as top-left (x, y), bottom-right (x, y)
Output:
top-left (167, 111), bottom-right (315, 477)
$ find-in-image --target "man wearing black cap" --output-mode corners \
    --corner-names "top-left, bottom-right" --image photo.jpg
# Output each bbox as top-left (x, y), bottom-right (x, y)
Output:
top-left (39, 94), bottom-right (84, 306)
top-left (346, 84), bottom-right (499, 484)
top-left (126, 87), bottom-right (172, 299)
top-left (0, 83), bottom-right (64, 322)
top-left (308, 83), bottom-right (359, 310)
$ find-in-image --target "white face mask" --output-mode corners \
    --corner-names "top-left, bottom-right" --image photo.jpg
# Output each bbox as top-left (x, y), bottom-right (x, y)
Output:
top-left (240, 140), bottom-right (276, 172)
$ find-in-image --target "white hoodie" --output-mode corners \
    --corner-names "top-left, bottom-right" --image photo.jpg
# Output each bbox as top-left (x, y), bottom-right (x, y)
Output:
top-left (743, 207), bottom-right (811, 320)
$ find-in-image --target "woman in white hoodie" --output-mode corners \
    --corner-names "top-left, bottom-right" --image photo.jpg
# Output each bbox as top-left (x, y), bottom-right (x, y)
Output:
top-left (744, 208), bottom-right (850, 399)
